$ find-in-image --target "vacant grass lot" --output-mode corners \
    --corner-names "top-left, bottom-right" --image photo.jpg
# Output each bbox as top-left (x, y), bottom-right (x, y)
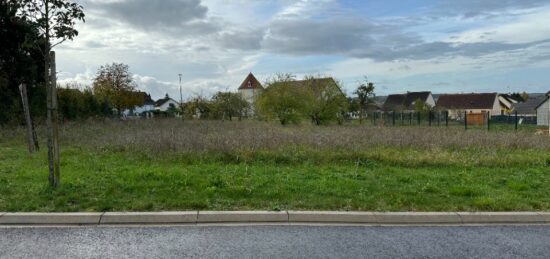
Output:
top-left (1, 119), bottom-right (549, 212)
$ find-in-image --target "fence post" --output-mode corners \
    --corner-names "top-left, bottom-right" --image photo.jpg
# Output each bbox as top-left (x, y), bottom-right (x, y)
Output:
top-left (428, 111), bottom-right (432, 126)
top-left (19, 83), bottom-right (39, 153)
top-left (392, 111), bottom-right (396, 126)
top-left (464, 111), bottom-right (468, 130)
top-left (417, 112), bottom-right (421, 125)
top-left (515, 111), bottom-right (518, 132)
top-left (445, 111), bottom-right (449, 127)
top-left (487, 111), bottom-right (491, 131)
top-left (409, 112), bottom-right (412, 125)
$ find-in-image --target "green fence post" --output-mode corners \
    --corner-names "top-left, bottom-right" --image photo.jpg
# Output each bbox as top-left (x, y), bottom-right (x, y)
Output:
top-left (515, 111), bottom-right (518, 132)
top-left (464, 111), bottom-right (468, 130)
top-left (487, 111), bottom-right (491, 131)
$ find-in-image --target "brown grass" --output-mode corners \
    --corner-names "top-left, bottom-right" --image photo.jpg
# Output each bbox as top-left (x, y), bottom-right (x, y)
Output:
top-left (4, 119), bottom-right (548, 154)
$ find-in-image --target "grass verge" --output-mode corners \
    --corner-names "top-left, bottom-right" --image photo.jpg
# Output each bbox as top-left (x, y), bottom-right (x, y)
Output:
top-left (1, 120), bottom-right (549, 212)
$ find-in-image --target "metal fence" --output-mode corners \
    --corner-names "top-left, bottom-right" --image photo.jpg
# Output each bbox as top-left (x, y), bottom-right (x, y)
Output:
top-left (360, 110), bottom-right (533, 131)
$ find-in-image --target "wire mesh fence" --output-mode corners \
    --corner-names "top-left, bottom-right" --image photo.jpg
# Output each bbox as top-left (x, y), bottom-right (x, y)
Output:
top-left (356, 110), bottom-right (539, 132)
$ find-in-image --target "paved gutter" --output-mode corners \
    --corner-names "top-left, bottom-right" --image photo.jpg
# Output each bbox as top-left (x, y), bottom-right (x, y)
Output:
top-left (0, 211), bottom-right (548, 226)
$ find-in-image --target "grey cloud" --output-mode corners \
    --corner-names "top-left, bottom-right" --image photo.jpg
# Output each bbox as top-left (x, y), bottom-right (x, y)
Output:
top-left (218, 28), bottom-right (265, 50)
top-left (221, 16), bottom-right (550, 62)
top-left (94, 0), bottom-right (219, 35)
top-left (84, 40), bottom-right (106, 48)
top-left (364, 40), bottom-right (550, 61)
top-left (436, 0), bottom-right (549, 18)
top-left (262, 19), bottom-right (374, 55)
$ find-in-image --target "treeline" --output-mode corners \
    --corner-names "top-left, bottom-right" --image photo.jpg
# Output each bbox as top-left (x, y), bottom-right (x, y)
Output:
top-left (182, 92), bottom-right (249, 120)
top-left (182, 74), bottom-right (375, 126)
top-left (57, 86), bottom-right (112, 121)
top-left (0, 1), bottom-right (45, 125)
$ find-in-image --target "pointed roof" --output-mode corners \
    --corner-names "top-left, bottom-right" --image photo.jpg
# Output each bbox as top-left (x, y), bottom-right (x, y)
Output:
top-left (382, 91), bottom-right (432, 111)
top-left (155, 93), bottom-right (178, 107)
top-left (238, 73), bottom-right (263, 90)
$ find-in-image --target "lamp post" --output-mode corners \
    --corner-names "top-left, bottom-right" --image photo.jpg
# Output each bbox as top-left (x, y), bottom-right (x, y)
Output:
top-left (178, 73), bottom-right (183, 117)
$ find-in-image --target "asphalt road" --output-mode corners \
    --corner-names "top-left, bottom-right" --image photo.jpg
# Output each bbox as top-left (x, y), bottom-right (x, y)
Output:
top-left (1, 225), bottom-right (549, 258)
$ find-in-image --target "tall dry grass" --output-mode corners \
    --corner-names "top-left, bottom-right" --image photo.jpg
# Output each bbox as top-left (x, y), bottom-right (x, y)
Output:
top-left (2, 119), bottom-right (546, 154)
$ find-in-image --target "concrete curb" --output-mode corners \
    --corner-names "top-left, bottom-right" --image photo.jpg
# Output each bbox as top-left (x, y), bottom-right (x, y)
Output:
top-left (100, 212), bottom-right (198, 224)
top-left (0, 213), bottom-right (102, 225)
top-left (0, 211), bottom-right (549, 225)
top-left (198, 211), bottom-right (288, 223)
top-left (457, 212), bottom-right (545, 224)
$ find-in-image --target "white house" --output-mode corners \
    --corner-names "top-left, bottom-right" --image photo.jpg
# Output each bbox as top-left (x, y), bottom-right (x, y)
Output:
top-left (535, 92), bottom-right (550, 126)
top-left (122, 92), bottom-right (155, 117)
top-left (436, 93), bottom-right (501, 119)
top-left (238, 73), bottom-right (264, 115)
top-left (155, 94), bottom-right (180, 112)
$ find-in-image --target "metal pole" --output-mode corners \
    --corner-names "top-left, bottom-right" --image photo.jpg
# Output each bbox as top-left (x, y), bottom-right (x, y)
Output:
top-left (392, 111), bottom-right (395, 126)
top-left (178, 74), bottom-right (183, 117)
top-left (445, 111), bottom-right (448, 127)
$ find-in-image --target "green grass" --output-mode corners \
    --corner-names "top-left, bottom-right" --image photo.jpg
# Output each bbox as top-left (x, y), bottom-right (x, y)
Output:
top-left (1, 119), bottom-right (550, 212)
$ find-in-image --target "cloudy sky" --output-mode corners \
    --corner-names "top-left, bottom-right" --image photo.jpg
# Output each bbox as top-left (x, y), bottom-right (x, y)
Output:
top-left (56, 0), bottom-right (550, 100)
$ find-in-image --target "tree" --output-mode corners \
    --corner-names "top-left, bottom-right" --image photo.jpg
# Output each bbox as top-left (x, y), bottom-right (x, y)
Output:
top-left (256, 74), bottom-right (307, 125)
top-left (0, 0), bottom-right (45, 152)
top-left (17, 0), bottom-right (85, 187)
top-left (58, 82), bottom-right (113, 120)
top-left (211, 91), bottom-right (249, 121)
top-left (185, 95), bottom-right (212, 119)
top-left (413, 98), bottom-right (432, 113)
top-left (354, 79), bottom-right (375, 124)
top-left (92, 63), bottom-right (143, 114)
top-left (302, 76), bottom-right (348, 125)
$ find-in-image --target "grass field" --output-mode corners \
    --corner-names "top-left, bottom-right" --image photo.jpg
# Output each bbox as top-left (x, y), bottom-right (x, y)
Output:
top-left (1, 119), bottom-right (550, 212)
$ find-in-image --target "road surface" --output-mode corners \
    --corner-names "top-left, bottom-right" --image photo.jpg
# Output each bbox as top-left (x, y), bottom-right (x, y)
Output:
top-left (1, 225), bottom-right (549, 258)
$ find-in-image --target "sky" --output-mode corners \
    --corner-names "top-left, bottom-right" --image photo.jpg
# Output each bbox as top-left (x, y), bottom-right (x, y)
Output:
top-left (56, 0), bottom-right (550, 100)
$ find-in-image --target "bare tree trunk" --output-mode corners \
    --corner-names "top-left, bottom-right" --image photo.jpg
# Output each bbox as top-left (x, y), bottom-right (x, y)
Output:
top-left (46, 51), bottom-right (60, 187)
top-left (19, 83), bottom-right (39, 153)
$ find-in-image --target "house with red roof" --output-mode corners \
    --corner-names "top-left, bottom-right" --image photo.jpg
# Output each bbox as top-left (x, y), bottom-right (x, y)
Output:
top-left (238, 73), bottom-right (264, 115)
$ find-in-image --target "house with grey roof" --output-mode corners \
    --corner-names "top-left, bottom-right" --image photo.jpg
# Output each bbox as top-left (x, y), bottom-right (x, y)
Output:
top-left (155, 94), bottom-right (180, 112)
top-left (382, 91), bottom-right (435, 111)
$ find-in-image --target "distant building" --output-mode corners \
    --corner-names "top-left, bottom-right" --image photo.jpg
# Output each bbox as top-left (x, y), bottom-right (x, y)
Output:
top-left (155, 94), bottom-right (180, 112)
top-left (382, 91), bottom-right (435, 111)
top-left (535, 92), bottom-right (550, 126)
top-left (435, 93), bottom-right (500, 119)
top-left (514, 95), bottom-right (546, 117)
top-left (238, 73), bottom-right (264, 115)
top-left (122, 92), bottom-right (155, 117)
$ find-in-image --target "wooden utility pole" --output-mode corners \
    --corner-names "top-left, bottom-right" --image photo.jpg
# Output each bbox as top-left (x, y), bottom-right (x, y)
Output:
top-left (47, 51), bottom-right (60, 187)
top-left (19, 83), bottom-right (39, 153)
